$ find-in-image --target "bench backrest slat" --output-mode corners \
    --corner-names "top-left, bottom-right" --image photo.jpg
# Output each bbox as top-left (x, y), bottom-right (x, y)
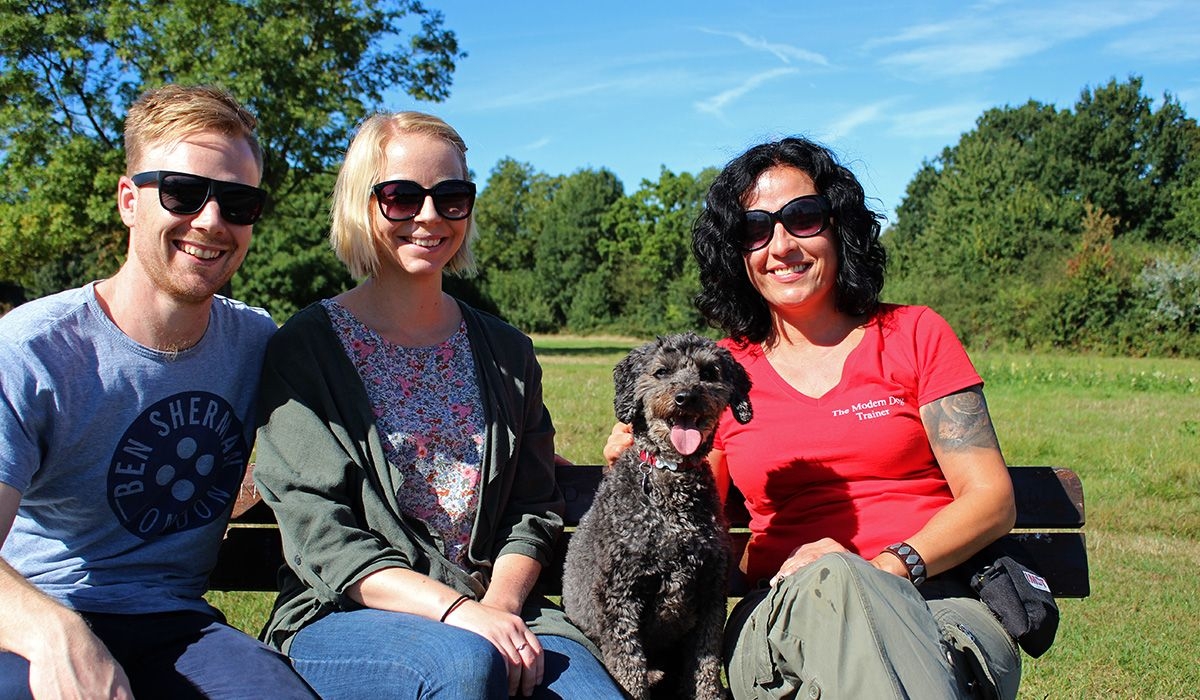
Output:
top-left (214, 464), bottom-right (1090, 598)
top-left (561, 465), bottom-right (1085, 529)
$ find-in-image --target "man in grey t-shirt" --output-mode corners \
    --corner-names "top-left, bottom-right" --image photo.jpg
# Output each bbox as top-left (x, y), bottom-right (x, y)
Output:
top-left (0, 85), bottom-right (315, 699)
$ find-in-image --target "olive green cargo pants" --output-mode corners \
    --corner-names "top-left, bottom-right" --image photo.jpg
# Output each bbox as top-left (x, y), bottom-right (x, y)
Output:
top-left (724, 553), bottom-right (1020, 699)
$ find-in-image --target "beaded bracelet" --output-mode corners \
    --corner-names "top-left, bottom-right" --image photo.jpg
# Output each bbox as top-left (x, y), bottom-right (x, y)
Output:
top-left (884, 542), bottom-right (928, 587)
top-left (440, 594), bottom-right (471, 622)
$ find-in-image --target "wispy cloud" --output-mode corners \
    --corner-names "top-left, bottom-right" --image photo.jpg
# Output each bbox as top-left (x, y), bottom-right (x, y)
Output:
top-left (883, 39), bottom-right (1048, 77)
top-left (1108, 24), bottom-right (1200, 62)
top-left (822, 100), bottom-right (900, 142)
top-left (864, 20), bottom-right (957, 51)
top-left (694, 67), bottom-right (800, 117)
top-left (699, 28), bottom-right (830, 66)
top-left (813, 99), bottom-right (989, 143)
top-left (875, 1), bottom-right (1168, 78)
top-left (475, 72), bottom-right (678, 111)
top-left (885, 101), bottom-right (994, 139)
top-left (517, 137), bottom-right (552, 152)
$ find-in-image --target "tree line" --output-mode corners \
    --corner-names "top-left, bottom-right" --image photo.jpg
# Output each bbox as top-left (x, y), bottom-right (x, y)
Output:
top-left (449, 76), bottom-right (1200, 356)
top-left (2, 4), bottom-right (1197, 355)
top-left (1, 0), bottom-right (462, 303)
top-left (887, 76), bottom-right (1199, 357)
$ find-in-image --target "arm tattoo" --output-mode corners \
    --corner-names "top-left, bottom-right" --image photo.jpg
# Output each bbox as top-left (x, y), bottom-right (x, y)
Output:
top-left (922, 386), bottom-right (1001, 452)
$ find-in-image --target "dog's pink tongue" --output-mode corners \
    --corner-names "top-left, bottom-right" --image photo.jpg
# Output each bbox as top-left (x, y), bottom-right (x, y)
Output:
top-left (670, 424), bottom-right (703, 456)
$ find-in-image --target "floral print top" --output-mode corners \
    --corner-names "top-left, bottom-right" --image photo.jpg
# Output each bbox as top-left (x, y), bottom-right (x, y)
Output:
top-left (323, 299), bottom-right (485, 568)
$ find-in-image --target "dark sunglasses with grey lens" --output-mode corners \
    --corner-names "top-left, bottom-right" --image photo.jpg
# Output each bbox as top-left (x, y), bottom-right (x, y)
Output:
top-left (131, 170), bottom-right (267, 226)
top-left (741, 194), bottom-right (831, 252)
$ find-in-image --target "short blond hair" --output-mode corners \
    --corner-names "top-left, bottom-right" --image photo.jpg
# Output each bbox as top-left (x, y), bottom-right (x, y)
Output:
top-left (330, 112), bottom-right (477, 280)
top-left (124, 84), bottom-right (263, 175)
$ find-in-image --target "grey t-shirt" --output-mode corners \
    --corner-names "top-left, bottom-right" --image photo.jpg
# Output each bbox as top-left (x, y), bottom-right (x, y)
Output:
top-left (0, 282), bottom-right (275, 614)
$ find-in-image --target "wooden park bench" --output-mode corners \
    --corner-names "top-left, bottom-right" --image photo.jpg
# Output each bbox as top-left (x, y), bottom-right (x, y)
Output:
top-left (211, 464), bottom-right (1089, 599)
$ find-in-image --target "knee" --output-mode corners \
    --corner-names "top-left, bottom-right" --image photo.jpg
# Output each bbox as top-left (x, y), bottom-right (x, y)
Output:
top-left (290, 612), bottom-right (508, 697)
top-left (782, 551), bottom-right (868, 592)
top-left (438, 631), bottom-right (508, 695)
top-left (538, 635), bottom-right (623, 695)
top-left (933, 599), bottom-right (1022, 700)
top-left (776, 552), bottom-right (917, 616)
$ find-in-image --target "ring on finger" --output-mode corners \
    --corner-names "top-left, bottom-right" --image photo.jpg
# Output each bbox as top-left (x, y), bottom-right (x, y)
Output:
top-left (516, 643), bottom-right (529, 652)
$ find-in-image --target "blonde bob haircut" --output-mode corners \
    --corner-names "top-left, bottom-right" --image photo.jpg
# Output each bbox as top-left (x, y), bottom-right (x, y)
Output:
top-left (124, 84), bottom-right (263, 176)
top-left (330, 112), bottom-right (478, 280)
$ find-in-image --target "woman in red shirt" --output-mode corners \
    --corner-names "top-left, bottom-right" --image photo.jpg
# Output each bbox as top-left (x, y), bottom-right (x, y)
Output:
top-left (608, 137), bottom-right (1020, 699)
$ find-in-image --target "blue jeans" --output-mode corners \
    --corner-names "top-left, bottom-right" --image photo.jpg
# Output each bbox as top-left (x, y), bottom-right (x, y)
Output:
top-left (0, 610), bottom-right (317, 699)
top-left (287, 608), bottom-right (624, 699)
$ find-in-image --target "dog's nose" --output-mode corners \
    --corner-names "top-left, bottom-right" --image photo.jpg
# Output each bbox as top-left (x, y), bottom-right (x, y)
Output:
top-left (674, 390), bottom-right (696, 407)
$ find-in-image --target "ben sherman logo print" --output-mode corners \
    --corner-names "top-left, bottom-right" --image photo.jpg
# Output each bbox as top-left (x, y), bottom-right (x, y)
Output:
top-left (107, 391), bottom-right (247, 538)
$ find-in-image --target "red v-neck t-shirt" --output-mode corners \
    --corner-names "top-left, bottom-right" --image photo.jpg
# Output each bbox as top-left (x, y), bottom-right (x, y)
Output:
top-left (714, 305), bottom-right (982, 584)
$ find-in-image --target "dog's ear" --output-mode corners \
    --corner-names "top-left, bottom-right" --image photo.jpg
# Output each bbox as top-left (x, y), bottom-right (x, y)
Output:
top-left (613, 341), bottom-right (653, 423)
top-left (719, 347), bottom-right (754, 424)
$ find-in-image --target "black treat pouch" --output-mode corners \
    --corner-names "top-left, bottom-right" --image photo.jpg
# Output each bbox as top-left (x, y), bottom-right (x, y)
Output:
top-left (970, 555), bottom-right (1059, 657)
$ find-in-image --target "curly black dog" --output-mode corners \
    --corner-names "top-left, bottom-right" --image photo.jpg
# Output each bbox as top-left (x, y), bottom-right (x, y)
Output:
top-left (563, 333), bottom-right (752, 699)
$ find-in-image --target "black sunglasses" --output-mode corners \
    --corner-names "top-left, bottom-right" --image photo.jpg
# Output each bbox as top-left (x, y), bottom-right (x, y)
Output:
top-left (372, 179), bottom-right (477, 222)
top-left (741, 194), bottom-right (832, 252)
top-left (131, 171), bottom-right (267, 226)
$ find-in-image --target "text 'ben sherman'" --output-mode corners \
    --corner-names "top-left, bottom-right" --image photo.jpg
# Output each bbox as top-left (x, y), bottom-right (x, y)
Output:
top-left (109, 393), bottom-right (247, 536)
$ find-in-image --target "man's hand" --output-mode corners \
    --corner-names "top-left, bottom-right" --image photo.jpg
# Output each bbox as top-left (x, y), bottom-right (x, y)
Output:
top-left (26, 610), bottom-right (134, 700)
top-left (1, 483), bottom-right (135, 699)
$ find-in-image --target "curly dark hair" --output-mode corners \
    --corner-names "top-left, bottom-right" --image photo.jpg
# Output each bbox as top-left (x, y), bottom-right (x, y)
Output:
top-left (693, 137), bottom-right (887, 345)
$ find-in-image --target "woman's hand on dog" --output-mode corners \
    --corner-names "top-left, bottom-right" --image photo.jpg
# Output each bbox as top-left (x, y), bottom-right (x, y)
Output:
top-left (443, 598), bottom-right (544, 695)
top-left (603, 422), bottom-right (634, 467)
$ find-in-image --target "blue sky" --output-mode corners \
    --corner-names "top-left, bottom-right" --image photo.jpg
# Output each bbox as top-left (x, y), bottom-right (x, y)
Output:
top-left (403, 1), bottom-right (1199, 224)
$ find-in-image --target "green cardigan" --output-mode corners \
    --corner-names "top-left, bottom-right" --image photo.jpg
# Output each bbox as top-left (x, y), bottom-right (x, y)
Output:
top-left (253, 300), bottom-right (595, 655)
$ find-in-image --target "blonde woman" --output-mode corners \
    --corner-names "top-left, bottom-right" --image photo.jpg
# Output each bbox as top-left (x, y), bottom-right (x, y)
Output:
top-left (253, 112), bottom-right (622, 699)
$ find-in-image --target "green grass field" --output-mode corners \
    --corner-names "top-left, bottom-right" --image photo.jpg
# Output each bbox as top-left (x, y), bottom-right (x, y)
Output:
top-left (211, 338), bottom-right (1200, 698)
